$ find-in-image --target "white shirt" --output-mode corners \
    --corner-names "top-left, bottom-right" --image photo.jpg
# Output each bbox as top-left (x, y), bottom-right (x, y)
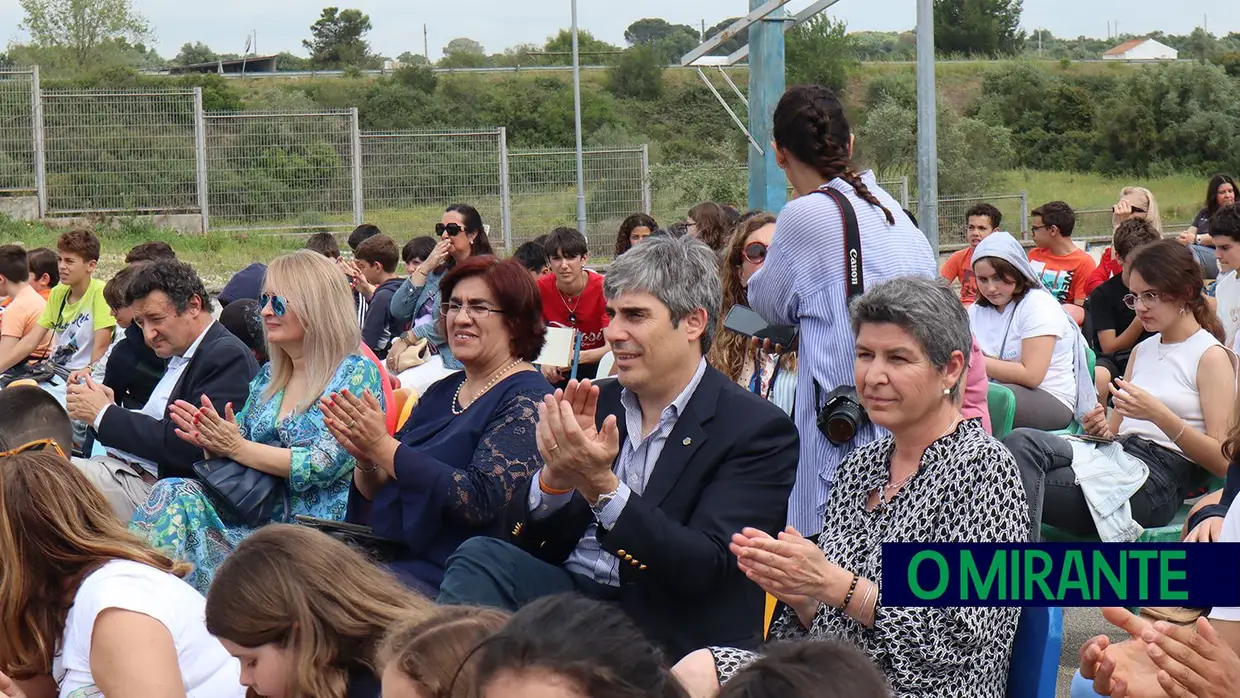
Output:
top-left (95, 323), bottom-right (213, 475)
top-left (1208, 493), bottom-right (1240, 622)
top-left (968, 290), bottom-right (1078, 412)
top-left (1214, 270), bottom-right (1240, 352)
top-left (52, 560), bottom-right (243, 698)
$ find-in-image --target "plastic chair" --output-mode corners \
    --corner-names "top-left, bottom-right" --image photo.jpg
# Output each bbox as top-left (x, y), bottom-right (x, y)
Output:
top-left (1006, 606), bottom-right (1063, 698)
top-left (393, 388), bottom-right (418, 432)
top-left (596, 351), bottom-right (615, 378)
top-left (988, 383), bottom-right (1017, 441)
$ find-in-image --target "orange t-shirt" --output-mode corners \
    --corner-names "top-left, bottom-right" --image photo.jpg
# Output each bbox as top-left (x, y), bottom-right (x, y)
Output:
top-left (1028, 247), bottom-right (1097, 305)
top-left (1, 285), bottom-right (51, 359)
top-left (940, 247), bottom-right (977, 304)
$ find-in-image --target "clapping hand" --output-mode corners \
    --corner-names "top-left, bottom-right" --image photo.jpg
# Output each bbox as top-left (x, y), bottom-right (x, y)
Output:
top-left (1080, 608), bottom-right (1172, 697)
top-left (731, 526), bottom-right (838, 601)
top-left (537, 379), bottom-right (618, 498)
top-left (1142, 616), bottom-right (1240, 698)
top-left (65, 374), bottom-right (115, 425)
top-left (169, 395), bottom-right (243, 459)
top-left (0, 671), bottom-right (27, 698)
top-left (320, 389), bottom-right (390, 463)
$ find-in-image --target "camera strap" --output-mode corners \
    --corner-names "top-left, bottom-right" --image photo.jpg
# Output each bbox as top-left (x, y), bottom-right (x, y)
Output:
top-left (809, 186), bottom-right (864, 302)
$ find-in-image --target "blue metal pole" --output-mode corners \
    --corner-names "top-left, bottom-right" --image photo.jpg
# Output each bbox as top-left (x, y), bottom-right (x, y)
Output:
top-left (747, 0), bottom-right (786, 214)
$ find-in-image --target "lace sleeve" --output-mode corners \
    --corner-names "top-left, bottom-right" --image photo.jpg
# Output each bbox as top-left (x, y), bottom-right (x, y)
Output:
top-left (444, 390), bottom-right (544, 527)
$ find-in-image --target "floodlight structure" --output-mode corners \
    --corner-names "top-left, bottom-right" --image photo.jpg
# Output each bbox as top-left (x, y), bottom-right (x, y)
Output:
top-left (681, 0), bottom-right (939, 249)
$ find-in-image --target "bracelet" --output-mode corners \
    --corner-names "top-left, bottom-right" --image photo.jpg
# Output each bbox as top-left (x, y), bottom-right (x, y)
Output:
top-left (859, 581), bottom-right (877, 623)
top-left (1172, 421), bottom-right (1188, 443)
top-left (355, 461), bottom-right (380, 474)
top-left (838, 573), bottom-right (859, 611)
top-left (539, 478), bottom-right (574, 496)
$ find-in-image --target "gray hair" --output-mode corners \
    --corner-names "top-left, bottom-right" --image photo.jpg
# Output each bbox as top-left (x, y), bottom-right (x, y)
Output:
top-left (849, 276), bottom-right (972, 398)
top-left (603, 234), bottom-right (722, 353)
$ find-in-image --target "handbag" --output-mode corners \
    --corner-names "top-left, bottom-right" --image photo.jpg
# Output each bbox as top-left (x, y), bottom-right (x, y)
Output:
top-left (192, 457), bottom-right (290, 527)
top-left (293, 515), bottom-right (409, 563)
top-left (0, 360), bottom-right (60, 388)
top-left (395, 337), bottom-right (430, 373)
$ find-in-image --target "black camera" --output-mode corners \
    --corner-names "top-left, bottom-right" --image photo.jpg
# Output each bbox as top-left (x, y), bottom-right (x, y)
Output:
top-left (817, 385), bottom-right (870, 446)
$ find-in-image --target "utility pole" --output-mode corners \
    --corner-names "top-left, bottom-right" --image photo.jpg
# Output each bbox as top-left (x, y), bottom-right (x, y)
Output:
top-left (423, 24), bottom-right (430, 62)
top-left (571, 0), bottom-right (587, 236)
top-left (915, 0), bottom-right (939, 252)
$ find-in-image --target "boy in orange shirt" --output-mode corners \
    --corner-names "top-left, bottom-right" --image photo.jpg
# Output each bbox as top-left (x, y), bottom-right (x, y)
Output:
top-left (940, 202), bottom-right (1002, 304)
top-left (1028, 200), bottom-right (1096, 325)
top-left (0, 245), bottom-right (51, 375)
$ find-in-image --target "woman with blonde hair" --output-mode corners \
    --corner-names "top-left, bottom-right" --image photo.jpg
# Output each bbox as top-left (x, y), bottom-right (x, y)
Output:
top-left (378, 606), bottom-right (510, 698)
top-left (131, 250), bottom-right (385, 592)
top-left (708, 213), bottom-right (797, 415)
top-left (205, 525), bottom-right (432, 698)
top-left (0, 447), bottom-right (242, 698)
top-left (1087, 186), bottom-right (1170, 295)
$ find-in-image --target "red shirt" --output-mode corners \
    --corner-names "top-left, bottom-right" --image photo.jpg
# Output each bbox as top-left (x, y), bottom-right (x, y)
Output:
top-left (538, 270), bottom-right (609, 352)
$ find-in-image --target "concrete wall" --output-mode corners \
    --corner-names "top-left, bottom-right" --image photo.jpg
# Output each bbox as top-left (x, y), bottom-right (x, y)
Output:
top-left (0, 196), bottom-right (40, 221)
top-left (40, 213), bottom-right (204, 234)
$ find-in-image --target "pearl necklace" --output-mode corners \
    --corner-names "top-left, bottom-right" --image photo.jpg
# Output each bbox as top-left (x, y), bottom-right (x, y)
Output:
top-left (453, 359), bottom-right (523, 415)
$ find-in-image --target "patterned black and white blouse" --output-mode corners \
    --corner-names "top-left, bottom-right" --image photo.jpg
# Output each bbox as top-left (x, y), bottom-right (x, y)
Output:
top-left (710, 418), bottom-right (1029, 698)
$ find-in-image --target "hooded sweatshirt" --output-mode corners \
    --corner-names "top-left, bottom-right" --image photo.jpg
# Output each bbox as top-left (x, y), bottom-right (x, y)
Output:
top-left (968, 232), bottom-right (1095, 421)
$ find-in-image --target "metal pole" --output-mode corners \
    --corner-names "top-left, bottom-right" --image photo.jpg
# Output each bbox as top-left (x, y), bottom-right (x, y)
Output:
top-left (1019, 190), bottom-right (1029, 239)
top-left (915, 0), bottom-right (939, 252)
top-left (747, 0), bottom-right (786, 213)
top-left (193, 87), bottom-right (209, 233)
top-left (571, 0), bottom-right (587, 236)
top-left (30, 66), bottom-right (47, 218)
top-left (498, 127), bottom-right (513, 253)
top-left (349, 107), bottom-right (364, 225)
top-left (640, 144), bottom-right (652, 214)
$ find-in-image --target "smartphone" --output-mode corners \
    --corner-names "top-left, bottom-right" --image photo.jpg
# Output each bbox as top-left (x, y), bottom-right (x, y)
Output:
top-left (723, 305), bottom-right (798, 348)
top-left (1071, 434), bottom-right (1115, 445)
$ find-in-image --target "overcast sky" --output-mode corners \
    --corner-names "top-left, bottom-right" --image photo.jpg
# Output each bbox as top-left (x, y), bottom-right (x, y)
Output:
top-left (1, 0), bottom-right (1235, 60)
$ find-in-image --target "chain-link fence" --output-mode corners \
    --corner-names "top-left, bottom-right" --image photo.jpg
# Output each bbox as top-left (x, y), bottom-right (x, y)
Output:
top-left (507, 147), bottom-right (647, 257)
top-left (360, 129), bottom-right (508, 247)
top-left (42, 89), bottom-right (200, 215)
top-left (0, 68), bottom-right (36, 196)
top-left (936, 193), bottom-right (1029, 249)
top-left (205, 110), bottom-right (358, 233)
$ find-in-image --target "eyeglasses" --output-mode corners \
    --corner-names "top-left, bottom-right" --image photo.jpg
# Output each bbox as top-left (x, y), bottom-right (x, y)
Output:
top-left (440, 301), bottom-right (505, 319)
top-left (259, 293), bottom-right (288, 317)
top-left (1122, 291), bottom-right (1163, 310)
top-left (0, 438), bottom-right (67, 460)
top-left (436, 223), bottom-right (466, 236)
top-left (742, 242), bottom-right (768, 265)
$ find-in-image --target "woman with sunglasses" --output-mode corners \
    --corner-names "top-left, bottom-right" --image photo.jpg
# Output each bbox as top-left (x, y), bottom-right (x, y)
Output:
top-left (1005, 240), bottom-right (1236, 540)
top-left (708, 214), bottom-right (797, 415)
top-left (386, 204), bottom-right (495, 395)
top-left (321, 257), bottom-right (551, 595)
top-left (0, 448), bottom-right (243, 698)
top-left (1087, 186), bottom-right (1169, 294)
top-left (129, 250), bottom-right (385, 593)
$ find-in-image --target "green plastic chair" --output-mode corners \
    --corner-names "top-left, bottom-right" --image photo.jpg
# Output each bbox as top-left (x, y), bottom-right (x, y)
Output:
top-left (988, 383), bottom-right (1016, 441)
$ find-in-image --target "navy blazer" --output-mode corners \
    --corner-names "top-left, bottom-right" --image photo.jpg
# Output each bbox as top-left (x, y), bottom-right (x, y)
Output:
top-left (94, 321), bottom-right (260, 480)
top-left (504, 366), bottom-right (800, 661)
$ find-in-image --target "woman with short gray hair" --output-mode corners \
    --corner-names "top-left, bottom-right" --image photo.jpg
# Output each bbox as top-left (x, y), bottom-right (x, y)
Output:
top-left (676, 276), bottom-right (1029, 698)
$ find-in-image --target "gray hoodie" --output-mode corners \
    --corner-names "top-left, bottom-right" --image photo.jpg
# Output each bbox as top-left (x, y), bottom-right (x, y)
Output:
top-left (972, 232), bottom-right (1096, 421)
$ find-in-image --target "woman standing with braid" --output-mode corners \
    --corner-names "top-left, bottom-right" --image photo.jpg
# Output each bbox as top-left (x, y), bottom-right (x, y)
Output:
top-left (746, 85), bottom-right (938, 538)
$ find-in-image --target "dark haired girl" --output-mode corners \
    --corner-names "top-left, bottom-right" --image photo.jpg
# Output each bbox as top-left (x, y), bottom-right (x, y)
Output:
top-left (613, 213), bottom-right (658, 258)
top-left (1005, 239), bottom-right (1237, 540)
top-left (745, 84), bottom-right (938, 537)
top-left (1181, 173), bottom-right (1238, 248)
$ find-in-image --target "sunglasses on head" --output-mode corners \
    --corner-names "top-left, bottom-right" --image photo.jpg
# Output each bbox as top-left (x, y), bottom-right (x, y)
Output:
top-left (742, 242), bottom-right (768, 265)
top-left (259, 293), bottom-right (288, 317)
top-left (0, 438), bottom-right (67, 460)
top-left (436, 223), bottom-right (466, 236)
top-left (1113, 204), bottom-right (1147, 214)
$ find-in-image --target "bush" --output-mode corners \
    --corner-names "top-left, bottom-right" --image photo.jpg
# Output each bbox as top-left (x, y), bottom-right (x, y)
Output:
top-left (607, 46), bottom-right (665, 101)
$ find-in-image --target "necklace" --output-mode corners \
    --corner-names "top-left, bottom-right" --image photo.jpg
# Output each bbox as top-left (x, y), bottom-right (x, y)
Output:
top-left (453, 359), bottom-right (523, 415)
top-left (878, 416), bottom-right (960, 505)
top-left (559, 282), bottom-right (584, 326)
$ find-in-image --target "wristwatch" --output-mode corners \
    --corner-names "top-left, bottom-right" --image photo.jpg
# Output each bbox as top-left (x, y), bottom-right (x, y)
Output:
top-left (590, 487), bottom-right (620, 516)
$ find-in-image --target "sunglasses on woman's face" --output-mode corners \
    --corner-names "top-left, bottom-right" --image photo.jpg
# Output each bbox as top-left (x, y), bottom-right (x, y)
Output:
top-left (742, 242), bottom-right (768, 265)
top-left (0, 438), bottom-right (67, 460)
top-left (436, 223), bottom-right (466, 236)
top-left (259, 293), bottom-right (288, 317)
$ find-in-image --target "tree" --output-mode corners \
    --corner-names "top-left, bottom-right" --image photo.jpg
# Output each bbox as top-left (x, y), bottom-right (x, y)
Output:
top-left (607, 45), bottom-right (664, 100)
top-left (396, 51), bottom-right (428, 66)
top-left (173, 41), bottom-right (217, 66)
top-left (623, 18), bottom-right (699, 63)
top-left (785, 15), bottom-right (858, 92)
top-left (705, 18), bottom-right (747, 56)
top-left (933, 0), bottom-right (1024, 56)
top-left (19, 0), bottom-right (151, 68)
top-left (440, 37), bottom-right (487, 68)
top-left (302, 7), bottom-right (375, 69)
top-left (444, 37), bottom-right (485, 56)
top-left (542, 29), bottom-right (621, 66)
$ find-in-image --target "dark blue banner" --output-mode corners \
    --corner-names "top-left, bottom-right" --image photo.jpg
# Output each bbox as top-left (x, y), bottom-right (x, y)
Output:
top-left (881, 543), bottom-right (1240, 607)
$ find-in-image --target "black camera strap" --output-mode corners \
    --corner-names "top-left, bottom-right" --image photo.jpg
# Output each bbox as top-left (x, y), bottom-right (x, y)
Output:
top-left (810, 186), bottom-right (864, 302)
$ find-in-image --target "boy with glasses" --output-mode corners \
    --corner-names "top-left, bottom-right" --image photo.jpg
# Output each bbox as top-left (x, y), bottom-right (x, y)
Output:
top-left (1029, 201), bottom-right (1097, 326)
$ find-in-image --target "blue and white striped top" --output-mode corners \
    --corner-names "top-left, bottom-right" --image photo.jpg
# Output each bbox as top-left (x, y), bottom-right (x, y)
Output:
top-left (747, 171), bottom-right (937, 535)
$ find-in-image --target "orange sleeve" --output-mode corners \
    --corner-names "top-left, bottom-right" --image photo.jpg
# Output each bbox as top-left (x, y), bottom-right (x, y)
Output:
top-left (940, 249), bottom-right (963, 282)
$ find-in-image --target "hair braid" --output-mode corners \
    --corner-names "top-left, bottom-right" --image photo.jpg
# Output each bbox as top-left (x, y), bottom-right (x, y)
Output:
top-left (843, 168), bottom-right (895, 225)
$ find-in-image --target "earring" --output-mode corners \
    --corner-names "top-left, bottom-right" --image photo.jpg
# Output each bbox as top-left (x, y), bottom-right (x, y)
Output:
top-left (942, 388), bottom-right (951, 396)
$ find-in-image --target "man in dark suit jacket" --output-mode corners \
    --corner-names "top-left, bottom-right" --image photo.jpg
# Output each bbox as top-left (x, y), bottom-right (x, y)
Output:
top-left (438, 235), bottom-right (799, 661)
top-left (65, 259), bottom-right (259, 520)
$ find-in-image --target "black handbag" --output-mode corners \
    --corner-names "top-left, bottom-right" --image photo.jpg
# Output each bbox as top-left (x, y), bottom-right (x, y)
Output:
top-left (192, 457), bottom-right (290, 527)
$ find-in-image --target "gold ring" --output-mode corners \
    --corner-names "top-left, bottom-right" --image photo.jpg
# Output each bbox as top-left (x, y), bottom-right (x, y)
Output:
top-left (549, 443), bottom-right (559, 451)
top-left (347, 421), bottom-right (357, 430)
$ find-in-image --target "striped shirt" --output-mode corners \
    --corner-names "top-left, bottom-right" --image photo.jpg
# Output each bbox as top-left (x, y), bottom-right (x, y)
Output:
top-left (747, 172), bottom-right (937, 535)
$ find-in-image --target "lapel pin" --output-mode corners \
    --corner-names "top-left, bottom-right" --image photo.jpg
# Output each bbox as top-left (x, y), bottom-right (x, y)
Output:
top-left (682, 437), bottom-right (692, 446)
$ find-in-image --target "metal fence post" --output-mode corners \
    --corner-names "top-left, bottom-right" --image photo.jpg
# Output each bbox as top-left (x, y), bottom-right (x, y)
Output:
top-left (1019, 190), bottom-right (1029, 239)
top-left (640, 144), bottom-right (651, 214)
top-left (901, 176), bottom-right (910, 211)
top-left (350, 107), bottom-right (364, 225)
top-left (193, 87), bottom-right (209, 233)
top-left (498, 127), bottom-right (512, 252)
top-left (30, 66), bottom-right (47, 218)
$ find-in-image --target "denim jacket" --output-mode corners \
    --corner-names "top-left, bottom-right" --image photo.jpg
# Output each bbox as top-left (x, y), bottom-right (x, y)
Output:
top-left (390, 270), bottom-right (461, 371)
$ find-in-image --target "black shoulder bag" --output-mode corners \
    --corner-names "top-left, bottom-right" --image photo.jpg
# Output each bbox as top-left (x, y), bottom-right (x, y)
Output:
top-left (193, 456), bottom-right (290, 527)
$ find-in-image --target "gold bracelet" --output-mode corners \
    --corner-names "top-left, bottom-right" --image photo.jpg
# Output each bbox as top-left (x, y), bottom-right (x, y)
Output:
top-left (1172, 421), bottom-right (1188, 443)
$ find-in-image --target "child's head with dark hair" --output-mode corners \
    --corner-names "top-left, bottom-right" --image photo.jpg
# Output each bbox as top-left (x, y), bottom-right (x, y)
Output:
top-left (124, 241), bottom-right (176, 265)
top-left (1030, 201), bottom-right (1076, 244)
top-left (543, 227), bottom-right (589, 261)
top-left (473, 593), bottom-right (687, 698)
top-left (1129, 239), bottom-right (1223, 342)
top-left (0, 385), bottom-right (73, 456)
top-left (306, 232), bottom-right (341, 259)
top-left (615, 213), bottom-right (658, 257)
top-left (0, 245), bottom-right (30, 290)
top-left (715, 642), bottom-right (889, 698)
top-left (102, 265), bottom-right (141, 328)
top-left (219, 298), bottom-right (268, 365)
top-left (26, 248), bottom-right (58, 293)
top-left (55, 229), bottom-right (101, 287)
top-left (1209, 204), bottom-right (1240, 245)
top-left (355, 234), bottom-right (400, 279)
top-left (1112, 219), bottom-right (1162, 262)
top-left (402, 236), bottom-right (437, 274)
top-left (511, 241), bottom-right (549, 279)
top-left (347, 224), bottom-right (382, 252)
top-left (971, 255), bottom-right (1035, 309)
top-left (964, 203), bottom-right (1002, 246)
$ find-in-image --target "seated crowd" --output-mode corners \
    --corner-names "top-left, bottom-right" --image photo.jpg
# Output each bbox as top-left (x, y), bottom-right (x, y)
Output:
top-left (2, 81), bottom-right (1240, 698)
